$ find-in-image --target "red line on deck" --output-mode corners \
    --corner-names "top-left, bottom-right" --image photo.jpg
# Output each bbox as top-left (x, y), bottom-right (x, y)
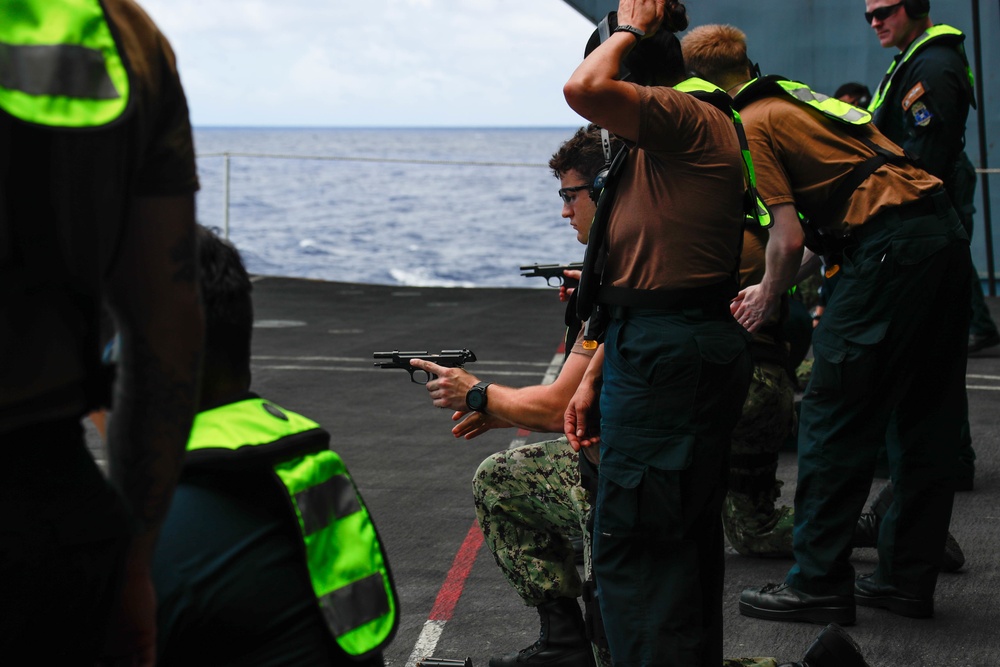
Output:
top-left (428, 522), bottom-right (485, 622)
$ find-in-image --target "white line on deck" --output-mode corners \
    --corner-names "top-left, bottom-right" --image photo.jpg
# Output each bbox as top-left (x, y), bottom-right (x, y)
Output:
top-left (405, 620), bottom-right (446, 667)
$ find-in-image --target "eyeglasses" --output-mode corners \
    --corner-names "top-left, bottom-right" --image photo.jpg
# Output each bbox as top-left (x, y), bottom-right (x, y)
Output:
top-left (558, 185), bottom-right (589, 204)
top-left (865, 2), bottom-right (903, 23)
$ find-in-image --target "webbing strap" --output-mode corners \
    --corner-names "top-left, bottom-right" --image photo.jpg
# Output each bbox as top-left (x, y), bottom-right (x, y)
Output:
top-left (808, 135), bottom-right (914, 231)
top-left (576, 144), bottom-right (631, 323)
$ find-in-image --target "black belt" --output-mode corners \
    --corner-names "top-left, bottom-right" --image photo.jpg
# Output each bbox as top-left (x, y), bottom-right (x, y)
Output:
top-left (599, 280), bottom-right (737, 320)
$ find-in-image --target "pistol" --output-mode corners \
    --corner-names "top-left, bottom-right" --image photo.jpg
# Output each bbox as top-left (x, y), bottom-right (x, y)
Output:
top-left (519, 262), bottom-right (584, 288)
top-left (373, 349), bottom-right (477, 384)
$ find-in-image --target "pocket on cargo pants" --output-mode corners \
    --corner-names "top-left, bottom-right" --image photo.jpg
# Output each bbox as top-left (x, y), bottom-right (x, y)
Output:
top-left (596, 445), bottom-right (691, 543)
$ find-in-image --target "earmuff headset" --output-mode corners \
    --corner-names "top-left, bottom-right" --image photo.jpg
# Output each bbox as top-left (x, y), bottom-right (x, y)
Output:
top-left (584, 15), bottom-right (624, 205)
top-left (903, 0), bottom-right (930, 19)
top-left (588, 129), bottom-right (613, 204)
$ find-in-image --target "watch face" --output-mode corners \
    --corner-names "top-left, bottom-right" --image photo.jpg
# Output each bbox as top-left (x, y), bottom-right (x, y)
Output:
top-left (467, 387), bottom-right (486, 411)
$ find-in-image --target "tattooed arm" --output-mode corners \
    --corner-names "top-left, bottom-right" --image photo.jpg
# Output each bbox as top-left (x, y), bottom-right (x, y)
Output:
top-left (101, 193), bottom-right (204, 664)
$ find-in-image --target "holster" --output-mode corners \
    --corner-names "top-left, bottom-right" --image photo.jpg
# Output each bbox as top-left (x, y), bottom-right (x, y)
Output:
top-left (581, 579), bottom-right (608, 649)
top-left (800, 215), bottom-right (853, 256)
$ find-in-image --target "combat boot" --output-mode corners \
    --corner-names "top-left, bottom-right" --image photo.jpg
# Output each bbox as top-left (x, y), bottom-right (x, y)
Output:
top-left (851, 483), bottom-right (965, 572)
top-left (777, 623), bottom-right (870, 667)
top-left (488, 598), bottom-right (594, 667)
top-left (851, 483), bottom-right (893, 548)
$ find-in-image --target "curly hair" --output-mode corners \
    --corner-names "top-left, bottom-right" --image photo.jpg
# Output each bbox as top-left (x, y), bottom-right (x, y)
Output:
top-left (548, 124), bottom-right (624, 182)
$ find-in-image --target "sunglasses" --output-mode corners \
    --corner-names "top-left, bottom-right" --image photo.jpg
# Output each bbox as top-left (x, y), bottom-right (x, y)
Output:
top-left (558, 185), bottom-right (590, 204)
top-left (865, 2), bottom-right (904, 23)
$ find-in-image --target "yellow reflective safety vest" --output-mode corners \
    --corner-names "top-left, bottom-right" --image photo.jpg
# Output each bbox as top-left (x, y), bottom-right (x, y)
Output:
top-left (732, 76), bottom-right (913, 253)
top-left (0, 0), bottom-right (131, 127)
top-left (734, 76), bottom-right (872, 126)
top-left (869, 25), bottom-right (975, 121)
top-left (675, 77), bottom-right (772, 229)
top-left (186, 397), bottom-right (399, 658)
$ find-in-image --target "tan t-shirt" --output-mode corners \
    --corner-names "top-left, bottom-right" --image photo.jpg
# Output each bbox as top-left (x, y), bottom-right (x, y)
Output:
top-left (603, 84), bottom-right (746, 291)
top-left (740, 95), bottom-right (941, 236)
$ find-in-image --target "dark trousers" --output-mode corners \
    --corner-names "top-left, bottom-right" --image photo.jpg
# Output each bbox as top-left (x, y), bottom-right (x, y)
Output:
top-left (787, 196), bottom-right (971, 598)
top-left (0, 419), bottom-right (132, 661)
top-left (594, 308), bottom-right (751, 666)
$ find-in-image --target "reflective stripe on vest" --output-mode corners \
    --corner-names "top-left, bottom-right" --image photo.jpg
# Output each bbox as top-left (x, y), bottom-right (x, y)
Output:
top-left (868, 25), bottom-right (975, 118)
top-left (0, 0), bottom-right (130, 127)
top-left (735, 76), bottom-right (871, 126)
top-left (675, 77), bottom-right (772, 229)
top-left (187, 398), bottom-right (398, 657)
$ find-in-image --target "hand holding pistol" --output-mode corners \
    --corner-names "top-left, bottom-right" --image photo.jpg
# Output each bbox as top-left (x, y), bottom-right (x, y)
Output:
top-left (520, 263), bottom-right (583, 288)
top-left (373, 349), bottom-right (477, 384)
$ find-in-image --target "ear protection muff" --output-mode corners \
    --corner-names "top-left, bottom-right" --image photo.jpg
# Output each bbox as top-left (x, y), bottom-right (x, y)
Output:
top-left (589, 128), bottom-right (613, 203)
top-left (589, 166), bottom-right (610, 204)
top-left (903, 0), bottom-right (930, 19)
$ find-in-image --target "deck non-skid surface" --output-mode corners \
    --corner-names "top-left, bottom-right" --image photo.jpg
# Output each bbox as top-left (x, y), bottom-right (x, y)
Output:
top-left (91, 276), bottom-right (1000, 666)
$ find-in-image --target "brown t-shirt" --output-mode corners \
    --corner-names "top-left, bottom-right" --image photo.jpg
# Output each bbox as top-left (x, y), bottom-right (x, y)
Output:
top-left (739, 227), bottom-right (766, 290)
top-left (739, 226), bottom-right (782, 346)
top-left (603, 84), bottom-right (746, 291)
top-left (740, 95), bottom-right (941, 236)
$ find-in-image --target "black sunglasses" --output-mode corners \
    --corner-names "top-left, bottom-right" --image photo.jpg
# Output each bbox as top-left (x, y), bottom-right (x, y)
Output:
top-left (558, 185), bottom-right (590, 204)
top-left (865, 2), bottom-right (904, 23)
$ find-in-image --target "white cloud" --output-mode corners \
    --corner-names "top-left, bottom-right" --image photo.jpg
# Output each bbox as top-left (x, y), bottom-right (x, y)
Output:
top-left (137, 0), bottom-right (595, 126)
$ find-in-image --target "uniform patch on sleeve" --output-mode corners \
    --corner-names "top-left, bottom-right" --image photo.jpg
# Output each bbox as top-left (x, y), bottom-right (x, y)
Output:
top-left (901, 81), bottom-right (926, 111)
top-left (910, 100), bottom-right (933, 127)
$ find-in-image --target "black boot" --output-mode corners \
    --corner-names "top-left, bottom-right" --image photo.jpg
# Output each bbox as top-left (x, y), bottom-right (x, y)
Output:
top-left (851, 482), bottom-right (965, 572)
top-left (851, 483), bottom-right (894, 549)
top-left (488, 598), bottom-right (594, 667)
top-left (777, 623), bottom-right (871, 667)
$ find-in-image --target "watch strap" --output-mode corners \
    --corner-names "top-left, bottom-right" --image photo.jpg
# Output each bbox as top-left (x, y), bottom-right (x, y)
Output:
top-left (466, 381), bottom-right (493, 412)
top-left (613, 24), bottom-right (645, 41)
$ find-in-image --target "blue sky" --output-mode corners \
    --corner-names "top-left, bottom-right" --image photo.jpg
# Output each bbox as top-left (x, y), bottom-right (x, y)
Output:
top-left (138, 0), bottom-right (597, 127)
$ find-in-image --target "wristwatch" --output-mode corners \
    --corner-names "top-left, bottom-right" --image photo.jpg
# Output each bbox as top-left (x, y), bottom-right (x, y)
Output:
top-left (613, 24), bottom-right (645, 41)
top-left (465, 381), bottom-right (493, 412)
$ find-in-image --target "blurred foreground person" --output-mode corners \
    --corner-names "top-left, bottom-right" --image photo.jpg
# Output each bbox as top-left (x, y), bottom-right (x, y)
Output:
top-left (0, 0), bottom-right (203, 663)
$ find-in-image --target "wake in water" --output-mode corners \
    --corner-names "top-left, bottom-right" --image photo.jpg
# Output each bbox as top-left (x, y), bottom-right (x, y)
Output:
top-left (195, 127), bottom-right (585, 288)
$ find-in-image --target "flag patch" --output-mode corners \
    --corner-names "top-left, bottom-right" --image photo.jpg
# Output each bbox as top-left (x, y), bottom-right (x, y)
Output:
top-left (901, 81), bottom-right (926, 111)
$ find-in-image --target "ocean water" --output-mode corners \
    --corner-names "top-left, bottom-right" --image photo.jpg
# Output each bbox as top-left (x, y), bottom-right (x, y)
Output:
top-left (193, 127), bottom-right (585, 288)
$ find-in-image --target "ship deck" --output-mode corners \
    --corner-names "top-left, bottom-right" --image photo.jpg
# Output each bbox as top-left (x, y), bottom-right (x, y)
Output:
top-left (91, 276), bottom-right (1000, 666)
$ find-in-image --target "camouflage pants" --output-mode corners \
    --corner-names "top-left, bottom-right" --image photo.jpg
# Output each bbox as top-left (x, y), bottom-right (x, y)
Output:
top-left (474, 439), bottom-right (780, 667)
top-left (723, 360), bottom-right (796, 557)
top-left (473, 437), bottom-right (591, 605)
